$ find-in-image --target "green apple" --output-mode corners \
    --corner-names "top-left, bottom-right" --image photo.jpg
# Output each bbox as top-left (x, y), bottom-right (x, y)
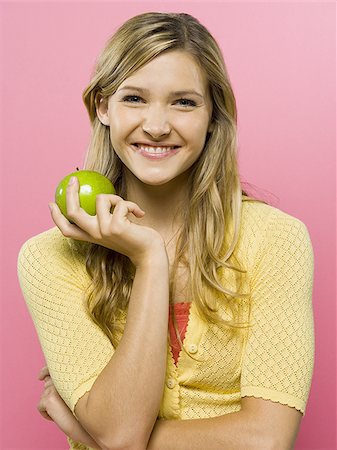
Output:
top-left (55, 169), bottom-right (116, 220)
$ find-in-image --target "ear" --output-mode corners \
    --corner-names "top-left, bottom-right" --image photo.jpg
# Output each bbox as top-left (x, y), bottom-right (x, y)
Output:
top-left (208, 121), bottom-right (215, 133)
top-left (96, 95), bottom-right (110, 126)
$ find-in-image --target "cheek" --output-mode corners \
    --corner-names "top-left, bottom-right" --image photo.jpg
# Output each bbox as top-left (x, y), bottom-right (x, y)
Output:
top-left (184, 128), bottom-right (209, 155)
top-left (175, 114), bottom-right (210, 140)
top-left (109, 106), bottom-right (140, 134)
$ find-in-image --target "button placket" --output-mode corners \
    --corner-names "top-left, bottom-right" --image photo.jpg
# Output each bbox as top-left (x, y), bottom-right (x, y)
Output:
top-left (161, 302), bottom-right (208, 419)
top-left (188, 343), bottom-right (198, 354)
top-left (166, 378), bottom-right (176, 389)
top-left (176, 302), bottom-right (207, 384)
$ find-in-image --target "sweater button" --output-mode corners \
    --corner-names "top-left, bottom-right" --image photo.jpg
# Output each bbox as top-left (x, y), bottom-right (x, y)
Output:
top-left (188, 344), bottom-right (198, 354)
top-left (166, 378), bottom-right (176, 389)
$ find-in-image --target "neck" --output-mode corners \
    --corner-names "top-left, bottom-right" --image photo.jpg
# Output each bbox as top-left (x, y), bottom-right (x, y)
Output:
top-left (124, 172), bottom-right (190, 240)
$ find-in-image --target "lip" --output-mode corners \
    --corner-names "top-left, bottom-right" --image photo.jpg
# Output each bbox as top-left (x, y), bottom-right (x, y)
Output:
top-left (133, 142), bottom-right (180, 148)
top-left (131, 144), bottom-right (180, 160)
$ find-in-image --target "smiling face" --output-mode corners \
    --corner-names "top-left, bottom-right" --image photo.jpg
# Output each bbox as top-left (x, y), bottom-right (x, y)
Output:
top-left (97, 50), bottom-right (214, 188)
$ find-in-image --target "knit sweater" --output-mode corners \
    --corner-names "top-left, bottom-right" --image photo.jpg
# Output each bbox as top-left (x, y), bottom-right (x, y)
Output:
top-left (17, 200), bottom-right (315, 450)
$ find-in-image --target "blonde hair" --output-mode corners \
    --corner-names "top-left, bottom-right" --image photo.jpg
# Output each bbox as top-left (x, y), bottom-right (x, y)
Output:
top-left (79, 12), bottom-right (263, 357)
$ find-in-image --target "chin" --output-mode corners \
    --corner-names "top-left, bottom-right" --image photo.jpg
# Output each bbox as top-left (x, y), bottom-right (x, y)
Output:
top-left (144, 179), bottom-right (172, 186)
top-left (134, 172), bottom-right (173, 186)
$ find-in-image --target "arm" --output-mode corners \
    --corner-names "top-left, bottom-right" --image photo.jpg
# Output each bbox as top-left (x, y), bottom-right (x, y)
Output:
top-left (47, 183), bottom-right (170, 450)
top-left (146, 397), bottom-right (302, 450)
top-left (37, 366), bottom-right (102, 449)
top-left (18, 182), bottom-right (171, 450)
top-left (34, 248), bottom-right (170, 450)
top-left (37, 370), bottom-right (301, 450)
top-left (75, 251), bottom-right (169, 450)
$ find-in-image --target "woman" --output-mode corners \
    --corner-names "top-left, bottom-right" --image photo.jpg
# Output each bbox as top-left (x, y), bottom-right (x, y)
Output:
top-left (17, 12), bottom-right (314, 450)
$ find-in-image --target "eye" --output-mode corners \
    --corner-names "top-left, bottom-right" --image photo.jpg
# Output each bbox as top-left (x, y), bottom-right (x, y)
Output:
top-left (122, 95), bottom-right (144, 103)
top-left (174, 98), bottom-right (197, 108)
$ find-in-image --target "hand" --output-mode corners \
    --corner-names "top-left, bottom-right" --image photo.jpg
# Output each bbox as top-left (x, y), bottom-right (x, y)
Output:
top-left (37, 366), bottom-right (80, 437)
top-left (49, 177), bottom-right (166, 267)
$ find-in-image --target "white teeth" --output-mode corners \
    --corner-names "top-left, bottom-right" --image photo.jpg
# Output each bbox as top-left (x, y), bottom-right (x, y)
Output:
top-left (138, 145), bottom-right (175, 154)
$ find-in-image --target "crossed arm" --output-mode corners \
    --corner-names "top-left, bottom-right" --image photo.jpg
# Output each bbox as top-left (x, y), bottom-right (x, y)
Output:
top-left (38, 366), bottom-right (302, 450)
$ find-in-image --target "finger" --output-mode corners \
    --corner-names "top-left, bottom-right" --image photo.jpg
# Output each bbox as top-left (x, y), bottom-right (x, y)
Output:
top-left (96, 195), bottom-right (145, 234)
top-left (44, 378), bottom-right (55, 388)
top-left (49, 202), bottom-right (95, 242)
top-left (113, 200), bottom-right (146, 226)
top-left (125, 201), bottom-right (145, 218)
top-left (65, 177), bottom-right (87, 223)
top-left (41, 386), bottom-right (50, 396)
top-left (44, 385), bottom-right (56, 395)
top-left (39, 410), bottom-right (54, 421)
top-left (96, 194), bottom-right (145, 218)
top-left (37, 366), bottom-right (47, 379)
top-left (38, 366), bottom-right (49, 380)
top-left (37, 404), bottom-right (54, 421)
top-left (64, 178), bottom-right (102, 233)
top-left (111, 198), bottom-right (145, 220)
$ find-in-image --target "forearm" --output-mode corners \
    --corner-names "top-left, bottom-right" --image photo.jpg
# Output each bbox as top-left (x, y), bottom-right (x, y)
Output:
top-left (146, 412), bottom-right (272, 450)
top-left (79, 247), bottom-right (170, 449)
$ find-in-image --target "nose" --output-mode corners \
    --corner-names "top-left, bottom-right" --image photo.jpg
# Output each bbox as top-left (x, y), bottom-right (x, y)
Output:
top-left (142, 105), bottom-right (171, 138)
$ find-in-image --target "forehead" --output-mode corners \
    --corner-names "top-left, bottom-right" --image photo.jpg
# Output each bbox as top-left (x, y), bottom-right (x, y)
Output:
top-left (119, 50), bottom-right (209, 93)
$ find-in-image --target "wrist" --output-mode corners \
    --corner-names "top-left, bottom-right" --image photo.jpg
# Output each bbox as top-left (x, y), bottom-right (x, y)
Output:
top-left (133, 242), bottom-right (169, 270)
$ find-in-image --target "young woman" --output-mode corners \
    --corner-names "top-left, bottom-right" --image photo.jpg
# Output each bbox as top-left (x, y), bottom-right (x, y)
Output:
top-left (18, 12), bottom-right (314, 450)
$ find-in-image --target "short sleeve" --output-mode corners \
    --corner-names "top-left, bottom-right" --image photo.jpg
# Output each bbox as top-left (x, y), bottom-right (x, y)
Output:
top-left (240, 213), bottom-right (315, 415)
top-left (17, 228), bottom-right (115, 415)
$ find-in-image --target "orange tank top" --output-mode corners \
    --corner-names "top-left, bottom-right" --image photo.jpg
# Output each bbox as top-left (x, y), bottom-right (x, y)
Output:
top-left (168, 302), bottom-right (191, 364)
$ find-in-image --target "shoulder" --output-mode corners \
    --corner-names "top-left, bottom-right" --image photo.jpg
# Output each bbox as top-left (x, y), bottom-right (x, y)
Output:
top-left (241, 198), bottom-right (304, 225)
top-left (19, 226), bottom-right (76, 263)
top-left (236, 199), bottom-right (313, 266)
top-left (19, 226), bottom-right (71, 254)
top-left (241, 199), bottom-right (311, 240)
top-left (17, 227), bottom-right (87, 280)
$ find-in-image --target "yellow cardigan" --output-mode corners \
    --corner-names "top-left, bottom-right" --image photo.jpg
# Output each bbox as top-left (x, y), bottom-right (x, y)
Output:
top-left (17, 200), bottom-right (314, 450)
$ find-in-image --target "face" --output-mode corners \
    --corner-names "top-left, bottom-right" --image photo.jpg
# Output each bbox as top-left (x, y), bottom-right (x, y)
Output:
top-left (97, 50), bottom-right (213, 187)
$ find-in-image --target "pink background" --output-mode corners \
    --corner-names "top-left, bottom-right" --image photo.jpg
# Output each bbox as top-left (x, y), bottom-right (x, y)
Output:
top-left (1, 1), bottom-right (335, 449)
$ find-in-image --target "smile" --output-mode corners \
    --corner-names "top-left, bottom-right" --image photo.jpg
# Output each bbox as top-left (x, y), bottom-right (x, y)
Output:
top-left (132, 144), bottom-right (180, 160)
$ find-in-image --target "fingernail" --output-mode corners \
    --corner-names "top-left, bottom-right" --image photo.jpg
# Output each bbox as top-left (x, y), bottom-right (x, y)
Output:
top-left (48, 203), bottom-right (53, 211)
top-left (69, 176), bottom-right (76, 185)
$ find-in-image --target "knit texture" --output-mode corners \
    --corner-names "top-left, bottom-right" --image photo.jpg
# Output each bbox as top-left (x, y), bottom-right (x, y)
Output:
top-left (17, 201), bottom-right (314, 450)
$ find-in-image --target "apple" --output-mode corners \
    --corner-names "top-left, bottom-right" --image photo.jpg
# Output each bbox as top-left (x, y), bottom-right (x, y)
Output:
top-left (55, 169), bottom-right (116, 220)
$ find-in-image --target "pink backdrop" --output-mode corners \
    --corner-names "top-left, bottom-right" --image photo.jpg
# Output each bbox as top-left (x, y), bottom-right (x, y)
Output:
top-left (1, 1), bottom-right (335, 449)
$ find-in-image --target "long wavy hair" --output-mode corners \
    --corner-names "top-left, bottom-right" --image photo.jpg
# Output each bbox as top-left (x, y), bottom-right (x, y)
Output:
top-left (78, 12), bottom-right (262, 357)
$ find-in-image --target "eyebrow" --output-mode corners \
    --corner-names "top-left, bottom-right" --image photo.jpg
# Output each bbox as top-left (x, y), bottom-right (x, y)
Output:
top-left (118, 85), bottom-right (204, 99)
